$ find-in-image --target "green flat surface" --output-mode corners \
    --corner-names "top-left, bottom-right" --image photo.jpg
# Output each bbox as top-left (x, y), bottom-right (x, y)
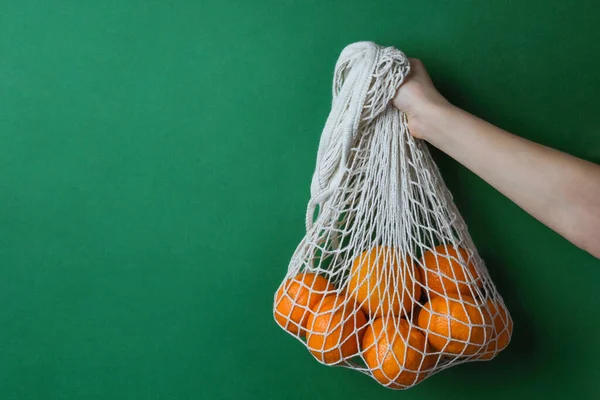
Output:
top-left (1, 1), bottom-right (599, 399)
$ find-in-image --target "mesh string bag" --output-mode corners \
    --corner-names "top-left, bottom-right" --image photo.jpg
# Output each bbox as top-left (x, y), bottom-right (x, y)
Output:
top-left (273, 42), bottom-right (513, 390)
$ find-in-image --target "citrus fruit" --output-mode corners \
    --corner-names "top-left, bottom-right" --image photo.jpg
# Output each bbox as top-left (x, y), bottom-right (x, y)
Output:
top-left (417, 294), bottom-right (492, 356)
top-left (478, 299), bottom-right (512, 360)
top-left (421, 244), bottom-right (481, 296)
top-left (306, 294), bottom-right (367, 365)
top-left (347, 246), bottom-right (421, 318)
top-left (274, 272), bottom-right (334, 335)
top-left (362, 318), bottom-right (435, 388)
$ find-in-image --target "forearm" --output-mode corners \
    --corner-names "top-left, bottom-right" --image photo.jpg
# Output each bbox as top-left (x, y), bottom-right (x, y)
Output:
top-left (418, 104), bottom-right (600, 258)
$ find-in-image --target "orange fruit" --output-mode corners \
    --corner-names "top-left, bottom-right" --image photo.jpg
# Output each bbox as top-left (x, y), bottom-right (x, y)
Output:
top-left (478, 299), bottom-right (513, 360)
top-left (362, 318), bottom-right (435, 388)
top-left (347, 246), bottom-right (421, 318)
top-left (421, 244), bottom-right (481, 296)
top-left (306, 295), bottom-right (367, 365)
top-left (417, 295), bottom-right (492, 356)
top-left (274, 273), bottom-right (334, 335)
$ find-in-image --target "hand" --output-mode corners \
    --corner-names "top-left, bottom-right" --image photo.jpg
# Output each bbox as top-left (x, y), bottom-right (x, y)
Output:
top-left (392, 58), bottom-right (451, 139)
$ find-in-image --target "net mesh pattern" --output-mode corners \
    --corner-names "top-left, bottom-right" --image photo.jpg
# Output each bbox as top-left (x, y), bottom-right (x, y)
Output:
top-left (274, 42), bottom-right (512, 390)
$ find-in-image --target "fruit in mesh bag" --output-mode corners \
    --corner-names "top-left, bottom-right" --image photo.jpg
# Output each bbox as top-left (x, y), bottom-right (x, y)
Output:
top-left (347, 246), bottom-right (421, 318)
top-left (362, 318), bottom-right (435, 388)
top-left (421, 244), bottom-right (482, 296)
top-left (417, 293), bottom-right (492, 356)
top-left (306, 294), bottom-right (368, 365)
top-left (478, 299), bottom-right (513, 360)
top-left (274, 273), bottom-right (335, 335)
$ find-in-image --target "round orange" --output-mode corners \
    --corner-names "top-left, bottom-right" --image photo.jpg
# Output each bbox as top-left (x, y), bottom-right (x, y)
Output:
top-left (362, 318), bottom-right (435, 389)
top-left (417, 295), bottom-right (492, 356)
top-left (421, 244), bottom-right (481, 296)
top-left (479, 299), bottom-right (513, 360)
top-left (347, 246), bottom-right (421, 318)
top-left (306, 295), bottom-right (367, 365)
top-left (274, 273), bottom-right (334, 335)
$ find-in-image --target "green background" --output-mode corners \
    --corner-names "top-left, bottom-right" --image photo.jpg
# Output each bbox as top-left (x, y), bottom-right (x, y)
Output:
top-left (1, 0), bottom-right (599, 399)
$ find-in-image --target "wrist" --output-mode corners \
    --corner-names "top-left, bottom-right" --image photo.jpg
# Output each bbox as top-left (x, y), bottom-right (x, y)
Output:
top-left (410, 102), bottom-right (457, 143)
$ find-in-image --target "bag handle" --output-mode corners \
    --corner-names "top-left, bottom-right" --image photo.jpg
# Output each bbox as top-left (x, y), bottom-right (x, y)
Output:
top-left (307, 42), bottom-right (411, 230)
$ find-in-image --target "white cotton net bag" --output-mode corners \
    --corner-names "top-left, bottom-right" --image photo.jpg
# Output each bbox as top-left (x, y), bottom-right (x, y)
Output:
top-left (273, 42), bottom-right (512, 390)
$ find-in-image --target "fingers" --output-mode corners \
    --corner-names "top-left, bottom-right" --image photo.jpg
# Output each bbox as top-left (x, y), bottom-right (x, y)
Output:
top-left (407, 58), bottom-right (435, 87)
top-left (408, 58), bottom-right (428, 78)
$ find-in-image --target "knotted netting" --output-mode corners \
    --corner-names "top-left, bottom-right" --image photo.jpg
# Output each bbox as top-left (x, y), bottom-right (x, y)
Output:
top-left (274, 42), bottom-right (512, 390)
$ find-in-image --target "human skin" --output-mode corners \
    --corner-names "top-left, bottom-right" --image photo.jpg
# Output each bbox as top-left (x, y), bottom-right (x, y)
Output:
top-left (393, 59), bottom-right (600, 259)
